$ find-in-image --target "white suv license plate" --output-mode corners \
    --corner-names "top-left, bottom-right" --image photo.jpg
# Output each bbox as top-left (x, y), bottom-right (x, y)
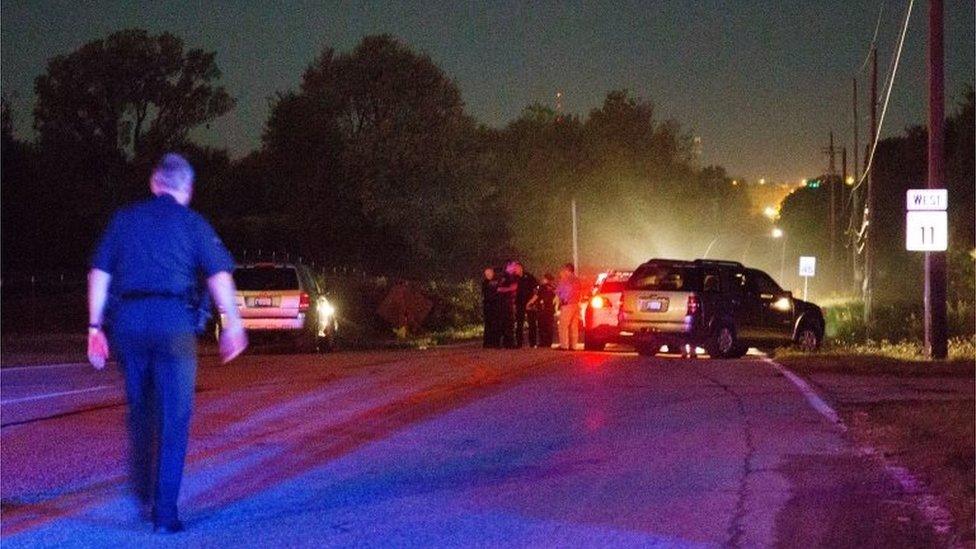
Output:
top-left (640, 298), bottom-right (667, 312)
top-left (254, 297), bottom-right (273, 307)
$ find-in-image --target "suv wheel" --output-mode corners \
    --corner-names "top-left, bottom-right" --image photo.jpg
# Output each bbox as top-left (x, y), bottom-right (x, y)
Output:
top-left (636, 342), bottom-right (657, 356)
top-left (584, 334), bottom-right (606, 351)
top-left (795, 325), bottom-right (821, 352)
top-left (708, 323), bottom-right (739, 359)
top-left (318, 333), bottom-right (336, 353)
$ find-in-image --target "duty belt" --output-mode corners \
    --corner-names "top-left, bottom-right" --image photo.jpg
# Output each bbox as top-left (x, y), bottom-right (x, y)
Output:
top-left (119, 290), bottom-right (191, 301)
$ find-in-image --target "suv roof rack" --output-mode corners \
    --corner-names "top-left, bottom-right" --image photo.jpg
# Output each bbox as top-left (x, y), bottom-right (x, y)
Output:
top-left (693, 259), bottom-right (743, 268)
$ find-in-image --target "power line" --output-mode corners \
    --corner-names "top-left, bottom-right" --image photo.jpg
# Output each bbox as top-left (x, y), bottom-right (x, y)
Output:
top-left (846, 0), bottom-right (915, 249)
top-left (853, 0), bottom-right (915, 194)
top-left (857, 0), bottom-right (887, 73)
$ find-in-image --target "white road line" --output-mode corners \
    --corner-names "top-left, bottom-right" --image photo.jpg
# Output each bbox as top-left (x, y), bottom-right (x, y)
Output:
top-left (762, 357), bottom-right (846, 431)
top-left (1, 362), bottom-right (94, 372)
top-left (0, 385), bottom-right (115, 405)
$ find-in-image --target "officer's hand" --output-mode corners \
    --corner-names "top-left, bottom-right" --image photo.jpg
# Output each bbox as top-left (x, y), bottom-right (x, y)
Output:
top-left (219, 327), bottom-right (248, 364)
top-left (88, 330), bottom-right (109, 370)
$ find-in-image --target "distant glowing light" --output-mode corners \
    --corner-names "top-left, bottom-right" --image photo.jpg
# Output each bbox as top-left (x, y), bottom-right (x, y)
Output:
top-left (801, 178), bottom-right (808, 186)
top-left (763, 206), bottom-right (779, 220)
top-left (771, 228), bottom-right (784, 239)
top-left (759, 178), bottom-right (766, 185)
top-left (590, 295), bottom-right (606, 309)
top-left (845, 175), bottom-right (855, 185)
top-left (732, 180), bottom-right (739, 186)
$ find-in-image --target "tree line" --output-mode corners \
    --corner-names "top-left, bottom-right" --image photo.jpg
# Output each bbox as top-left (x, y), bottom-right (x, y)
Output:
top-left (5, 28), bottom-right (969, 297)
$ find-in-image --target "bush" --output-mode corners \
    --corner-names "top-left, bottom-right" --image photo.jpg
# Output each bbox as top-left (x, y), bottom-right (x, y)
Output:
top-left (822, 298), bottom-right (975, 345)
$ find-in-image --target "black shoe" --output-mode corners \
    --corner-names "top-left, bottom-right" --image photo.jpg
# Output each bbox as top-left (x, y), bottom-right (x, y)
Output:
top-left (153, 520), bottom-right (185, 534)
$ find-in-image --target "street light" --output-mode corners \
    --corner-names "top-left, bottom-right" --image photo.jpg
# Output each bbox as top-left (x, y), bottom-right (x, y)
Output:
top-left (771, 228), bottom-right (786, 283)
top-left (763, 206), bottom-right (779, 220)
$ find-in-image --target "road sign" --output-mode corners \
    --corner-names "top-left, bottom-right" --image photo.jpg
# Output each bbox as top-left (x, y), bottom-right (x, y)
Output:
top-left (906, 210), bottom-right (948, 251)
top-left (798, 256), bottom-right (816, 277)
top-left (906, 189), bottom-right (947, 211)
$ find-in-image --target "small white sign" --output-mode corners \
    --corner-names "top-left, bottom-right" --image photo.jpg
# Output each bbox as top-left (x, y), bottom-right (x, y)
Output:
top-left (906, 189), bottom-right (948, 211)
top-left (798, 256), bottom-right (816, 277)
top-left (906, 211), bottom-right (948, 251)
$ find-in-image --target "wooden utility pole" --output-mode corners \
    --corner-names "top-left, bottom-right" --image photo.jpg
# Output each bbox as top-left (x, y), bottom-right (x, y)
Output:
top-left (853, 78), bottom-right (860, 182)
top-left (825, 132), bottom-right (838, 265)
top-left (926, 0), bottom-right (948, 359)
top-left (863, 47), bottom-right (878, 325)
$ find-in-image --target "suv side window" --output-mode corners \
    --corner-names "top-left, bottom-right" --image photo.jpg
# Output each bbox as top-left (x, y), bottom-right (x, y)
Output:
top-left (745, 270), bottom-right (782, 295)
top-left (702, 269), bottom-right (722, 293)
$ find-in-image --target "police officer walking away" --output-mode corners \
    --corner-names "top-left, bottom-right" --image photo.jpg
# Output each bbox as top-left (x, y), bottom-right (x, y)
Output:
top-left (86, 153), bottom-right (248, 534)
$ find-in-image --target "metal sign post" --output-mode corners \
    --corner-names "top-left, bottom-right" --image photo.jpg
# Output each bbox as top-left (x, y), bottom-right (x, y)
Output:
top-left (906, 188), bottom-right (949, 358)
top-left (798, 256), bottom-right (816, 301)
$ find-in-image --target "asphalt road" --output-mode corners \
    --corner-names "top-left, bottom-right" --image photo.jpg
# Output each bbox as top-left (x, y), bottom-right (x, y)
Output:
top-left (0, 345), bottom-right (941, 548)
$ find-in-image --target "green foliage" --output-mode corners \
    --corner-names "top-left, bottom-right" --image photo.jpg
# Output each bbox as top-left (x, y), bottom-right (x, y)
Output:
top-left (34, 29), bottom-right (234, 157)
top-left (819, 298), bottom-right (974, 344)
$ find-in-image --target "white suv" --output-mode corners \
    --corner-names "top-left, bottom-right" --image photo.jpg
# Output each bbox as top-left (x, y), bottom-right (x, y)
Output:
top-left (218, 262), bottom-right (337, 352)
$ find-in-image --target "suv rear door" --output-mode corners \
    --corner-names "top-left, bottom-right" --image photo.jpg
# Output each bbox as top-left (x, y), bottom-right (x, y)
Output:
top-left (622, 263), bottom-right (700, 328)
top-left (233, 265), bottom-right (303, 319)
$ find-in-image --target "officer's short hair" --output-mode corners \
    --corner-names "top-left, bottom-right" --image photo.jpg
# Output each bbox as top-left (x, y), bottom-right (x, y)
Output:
top-left (152, 153), bottom-right (195, 191)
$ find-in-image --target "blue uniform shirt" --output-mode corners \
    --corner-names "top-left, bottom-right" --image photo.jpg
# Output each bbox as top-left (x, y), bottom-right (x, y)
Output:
top-left (92, 194), bottom-right (235, 331)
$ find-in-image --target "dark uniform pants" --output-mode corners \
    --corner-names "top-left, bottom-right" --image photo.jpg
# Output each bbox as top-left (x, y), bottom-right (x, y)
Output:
top-left (537, 311), bottom-right (555, 348)
top-left (113, 327), bottom-right (197, 522)
top-left (516, 306), bottom-right (538, 347)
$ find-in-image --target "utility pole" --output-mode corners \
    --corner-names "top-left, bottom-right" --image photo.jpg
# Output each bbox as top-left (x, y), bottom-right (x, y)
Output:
top-left (863, 47), bottom-right (878, 326)
top-left (841, 145), bottom-right (848, 283)
top-left (851, 78), bottom-right (862, 292)
top-left (824, 132), bottom-right (838, 265)
top-left (926, 0), bottom-right (948, 359)
top-left (571, 198), bottom-right (579, 274)
top-left (852, 77), bottom-right (860, 182)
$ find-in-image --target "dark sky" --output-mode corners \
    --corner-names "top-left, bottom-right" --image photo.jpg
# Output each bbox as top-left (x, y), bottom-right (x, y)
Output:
top-left (2, 0), bottom-right (973, 182)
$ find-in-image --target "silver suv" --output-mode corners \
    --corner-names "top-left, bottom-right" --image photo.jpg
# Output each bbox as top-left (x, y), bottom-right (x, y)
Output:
top-left (218, 262), bottom-right (338, 352)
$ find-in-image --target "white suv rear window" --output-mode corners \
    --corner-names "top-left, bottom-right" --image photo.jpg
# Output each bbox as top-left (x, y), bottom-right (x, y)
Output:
top-left (233, 267), bottom-right (300, 291)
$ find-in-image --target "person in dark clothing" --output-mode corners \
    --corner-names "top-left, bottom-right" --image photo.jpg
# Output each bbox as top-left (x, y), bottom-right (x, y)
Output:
top-left (531, 273), bottom-right (557, 348)
top-left (511, 262), bottom-right (539, 347)
top-left (481, 267), bottom-right (500, 348)
top-left (497, 263), bottom-right (519, 348)
top-left (87, 153), bottom-right (248, 534)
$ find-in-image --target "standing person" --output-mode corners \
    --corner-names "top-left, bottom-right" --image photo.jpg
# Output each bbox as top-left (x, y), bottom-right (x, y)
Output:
top-left (512, 262), bottom-right (539, 348)
top-left (86, 153), bottom-right (248, 534)
top-left (529, 273), bottom-right (557, 348)
top-left (496, 261), bottom-right (519, 348)
top-left (481, 267), bottom-right (500, 348)
top-left (556, 263), bottom-right (582, 350)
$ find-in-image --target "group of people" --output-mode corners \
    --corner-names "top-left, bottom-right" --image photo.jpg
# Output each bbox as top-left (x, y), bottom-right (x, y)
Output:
top-left (482, 260), bottom-right (583, 351)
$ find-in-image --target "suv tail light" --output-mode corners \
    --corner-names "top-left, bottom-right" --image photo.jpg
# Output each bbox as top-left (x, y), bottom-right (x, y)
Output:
top-left (299, 292), bottom-right (310, 312)
top-left (590, 295), bottom-right (607, 309)
top-left (686, 294), bottom-right (700, 316)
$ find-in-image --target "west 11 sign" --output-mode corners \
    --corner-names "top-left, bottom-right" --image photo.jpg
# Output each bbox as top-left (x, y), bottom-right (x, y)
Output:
top-left (905, 189), bottom-right (948, 251)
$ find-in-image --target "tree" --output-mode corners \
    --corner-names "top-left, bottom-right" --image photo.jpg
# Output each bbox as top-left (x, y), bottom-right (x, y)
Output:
top-left (33, 29), bottom-right (234, 159)
top-left (262, 35), bottom-right (497, 277)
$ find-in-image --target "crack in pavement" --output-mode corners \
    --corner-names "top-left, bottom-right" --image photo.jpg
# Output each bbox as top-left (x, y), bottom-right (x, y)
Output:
top-left (688, 363), bottom-right (757, 549)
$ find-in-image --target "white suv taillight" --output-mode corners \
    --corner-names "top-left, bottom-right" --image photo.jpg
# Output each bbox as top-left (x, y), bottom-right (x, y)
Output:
top-left (299, 292), bottom-right (310, 312)
top-left (686, 294), bottom-right (700, 316)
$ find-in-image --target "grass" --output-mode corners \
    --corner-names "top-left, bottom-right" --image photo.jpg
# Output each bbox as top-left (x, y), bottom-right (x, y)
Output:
top-left (774, 336), bottom-right (976, 368)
